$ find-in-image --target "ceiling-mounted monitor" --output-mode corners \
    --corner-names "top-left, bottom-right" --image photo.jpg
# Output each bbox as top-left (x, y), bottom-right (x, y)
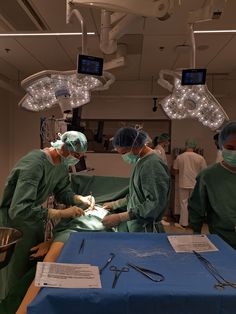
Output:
top-left (181, 69), bottom-right (207, 85)
top-left (78, 54), bottom-right (103, 76)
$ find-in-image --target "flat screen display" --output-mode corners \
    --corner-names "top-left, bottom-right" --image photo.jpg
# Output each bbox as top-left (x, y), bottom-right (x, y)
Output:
top-left (181, 69), bottom-right (207, 85)
top-left (78, 54), bottom-right (103, 76)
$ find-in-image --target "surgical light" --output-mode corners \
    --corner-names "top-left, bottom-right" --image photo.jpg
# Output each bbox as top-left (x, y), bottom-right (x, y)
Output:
top-left (18, 70), bottom-right (115, 114)
top-left (158, 1), bottom-right (229, 130)
top-left (18, 1), bottom-right (115, 114)
top-left (158, 70), bottom-right (228, 130)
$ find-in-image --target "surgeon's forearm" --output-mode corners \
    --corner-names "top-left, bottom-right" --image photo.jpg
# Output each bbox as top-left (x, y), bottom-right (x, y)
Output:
top-left (48, 208), bottom-right (62, 218)
top-left (118, 211), bottom-right (130, 222)
top-left (110, 197), bottom-right (128, 210)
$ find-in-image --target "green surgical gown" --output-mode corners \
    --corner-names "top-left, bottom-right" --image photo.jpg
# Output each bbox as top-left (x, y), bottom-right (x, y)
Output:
top-left (0, 150), bottom-right (76, 298)
top-left (122, 153), bottom-right (171, 232)
top-left (188, 163), bottom-right (236, 249)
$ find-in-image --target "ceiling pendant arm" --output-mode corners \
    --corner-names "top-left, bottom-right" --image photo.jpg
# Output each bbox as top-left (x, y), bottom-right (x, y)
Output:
top-left (100, 9), bottom-right (137, 54)
top-left (189, 23), bottom-right (196, 69)
top-left (66, 1), bottom-right (88, 55)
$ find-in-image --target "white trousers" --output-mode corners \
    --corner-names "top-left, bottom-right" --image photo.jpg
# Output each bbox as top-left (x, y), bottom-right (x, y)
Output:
top-left (178, 188), bottom-right (193, 226)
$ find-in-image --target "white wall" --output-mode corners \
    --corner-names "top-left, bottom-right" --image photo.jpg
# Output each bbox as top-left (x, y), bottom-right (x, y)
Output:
top-left (1, 80), bottom-right (236, 196)
top-left (8, 103), bottom-right (62, 166)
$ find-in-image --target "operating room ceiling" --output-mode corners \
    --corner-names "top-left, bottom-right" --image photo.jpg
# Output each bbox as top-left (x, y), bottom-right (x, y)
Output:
top-left (0, 0), bottom-right (236, 89)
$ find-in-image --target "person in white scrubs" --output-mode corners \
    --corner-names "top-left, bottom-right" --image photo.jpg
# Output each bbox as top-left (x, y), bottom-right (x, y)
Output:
top-left (172, 139), bottom-right (207, 227)
top-left (154, 133), bottom-right (170, 164)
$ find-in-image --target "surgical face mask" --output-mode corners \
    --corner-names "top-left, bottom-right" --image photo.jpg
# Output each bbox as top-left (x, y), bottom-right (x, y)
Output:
top-left (122, 145), bottom-right (145, 165)
top-left (222, 149), bottom-right (236, 167)
top-left (57, 150), bottom-right (79, 167)
top-left (122, 152), bottom-right (139, 164)
top-left (121, 131), bottom-right (145, 165)
top-left (64, 155), bottom-right (79, 167)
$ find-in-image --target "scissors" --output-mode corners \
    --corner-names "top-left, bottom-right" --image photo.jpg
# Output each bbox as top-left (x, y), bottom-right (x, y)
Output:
top-left (99, 253), bottom-right (116, 274)
top-left (109, 265), bottom-right (129, 288)
top-left (193, 250), bottom-right (236, 290)
top-left (127, 263), bottom-right (165, 282)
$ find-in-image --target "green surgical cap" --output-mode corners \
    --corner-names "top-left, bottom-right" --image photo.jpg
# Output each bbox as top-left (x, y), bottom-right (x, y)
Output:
top-left (159, 133), bottom-right (170, 142)
top-left (51, 131), bottom-right (87, 153)
top-left (185, 139), bottom-right (197, 149)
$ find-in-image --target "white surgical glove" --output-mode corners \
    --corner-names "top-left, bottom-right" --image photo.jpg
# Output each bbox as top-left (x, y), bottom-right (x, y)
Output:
top-left (74, 195), bottom-right (95, 209)
top-left (48, 206), bottom-right (84, 219)
top-left (102, 202), bottom-right (114, 211)
top-left (102, 212), bottom-right (129, 228)
top-left (103, 197), bottom-right (127, 211)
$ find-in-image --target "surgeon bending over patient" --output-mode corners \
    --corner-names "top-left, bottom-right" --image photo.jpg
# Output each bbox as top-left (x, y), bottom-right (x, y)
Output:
top-left (102, 127), bottom-right (171, 232)
top-left (0, 131), bottom-right (95, 299)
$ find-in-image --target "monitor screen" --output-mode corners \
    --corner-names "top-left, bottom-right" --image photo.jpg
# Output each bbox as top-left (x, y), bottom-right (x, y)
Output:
top-left (181, 69), bottom-right (207, 85)
top-left (78, 54), bottom-right (103, 76)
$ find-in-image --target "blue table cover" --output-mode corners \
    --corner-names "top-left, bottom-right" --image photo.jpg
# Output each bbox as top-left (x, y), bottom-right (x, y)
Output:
top-left (28, 233), bottom-right (236, 314)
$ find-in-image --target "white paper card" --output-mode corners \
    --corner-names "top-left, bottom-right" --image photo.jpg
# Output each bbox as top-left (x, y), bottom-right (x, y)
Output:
top-left (168, 235), bottom-right (218, 253)
top-left (35, 262), bottom-right (102, 288)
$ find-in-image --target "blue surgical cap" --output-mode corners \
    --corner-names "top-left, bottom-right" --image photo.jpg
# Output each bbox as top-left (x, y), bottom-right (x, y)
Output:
top-left (185, 139), bottom-right (197, 149)
top-left (112, 127), bottom-right (148, 148)
top-left (219, 121), bottom-right (236, 148)
top-left (159, 133), bottom-right (170, 142)
top-left (51, 131), bottom-right (87, 153)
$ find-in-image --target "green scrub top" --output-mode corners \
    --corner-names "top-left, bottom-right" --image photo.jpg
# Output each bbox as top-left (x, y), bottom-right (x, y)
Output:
top-left (188, 163), bottom-right (236, 249)
top-left (124, 152), bottom-right (171, 232)
top-left (0, 150), bottom-right (76, 298)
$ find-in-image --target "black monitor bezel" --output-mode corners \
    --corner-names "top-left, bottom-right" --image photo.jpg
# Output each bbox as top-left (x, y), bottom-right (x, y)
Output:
top-left (77, 54), bottom-right (104, 76)
top-left (181, 68), bottom-right (207, 86)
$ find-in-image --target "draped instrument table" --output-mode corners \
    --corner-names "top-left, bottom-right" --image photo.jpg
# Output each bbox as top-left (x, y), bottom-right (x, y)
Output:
top-left (28, 232), bottom-right (236, 314)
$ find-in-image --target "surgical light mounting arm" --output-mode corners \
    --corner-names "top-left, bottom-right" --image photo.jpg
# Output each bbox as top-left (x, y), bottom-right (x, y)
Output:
top-left (69, 0), bottom-right (176, 19)
top-left (67, 0), bottom-right (178, 54)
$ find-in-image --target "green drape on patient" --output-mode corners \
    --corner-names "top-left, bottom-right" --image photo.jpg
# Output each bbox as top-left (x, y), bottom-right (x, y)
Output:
top-left (53, 175), bottom-right (129, 242)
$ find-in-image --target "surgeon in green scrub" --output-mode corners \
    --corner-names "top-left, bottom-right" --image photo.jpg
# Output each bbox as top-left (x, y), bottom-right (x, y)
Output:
top-left (102, 127), bottom-right (171, 232)
top-left (0, 131), bottom-right (95, 299)
top-left (188, 121), bottom-right (236, 249)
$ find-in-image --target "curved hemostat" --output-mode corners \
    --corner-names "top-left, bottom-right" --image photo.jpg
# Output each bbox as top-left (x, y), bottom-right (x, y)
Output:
top-left (158, 70), bottom-right (229, 130)
top-left (18, 70), bottom-right (115, 113)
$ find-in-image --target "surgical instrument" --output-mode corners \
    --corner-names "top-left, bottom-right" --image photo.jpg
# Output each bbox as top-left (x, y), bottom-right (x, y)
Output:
top-left (193, 250), bottom-right (236, 290)
top-left (99, 253), bottom-right (115, 274)
top-left (127, 263), bottom-right (165, 282)
top-left (109, 265), bottom-right (129, 288)
top-left (78, 239), bottom-right (85, 254)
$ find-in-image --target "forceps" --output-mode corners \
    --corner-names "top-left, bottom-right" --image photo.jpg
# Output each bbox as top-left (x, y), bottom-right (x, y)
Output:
top-left (193, 250), bottom-right (236, 290)
top-left (127, 263), bottom-right (165, 282)
top-left (99, 253), bottom-right (115, 274)
top-left (109, 265), bottom-right (129, 288)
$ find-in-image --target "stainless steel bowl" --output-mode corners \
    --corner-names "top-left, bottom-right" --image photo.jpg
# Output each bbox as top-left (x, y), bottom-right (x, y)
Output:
top-left (0, 227), bottom-right (22, 269)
